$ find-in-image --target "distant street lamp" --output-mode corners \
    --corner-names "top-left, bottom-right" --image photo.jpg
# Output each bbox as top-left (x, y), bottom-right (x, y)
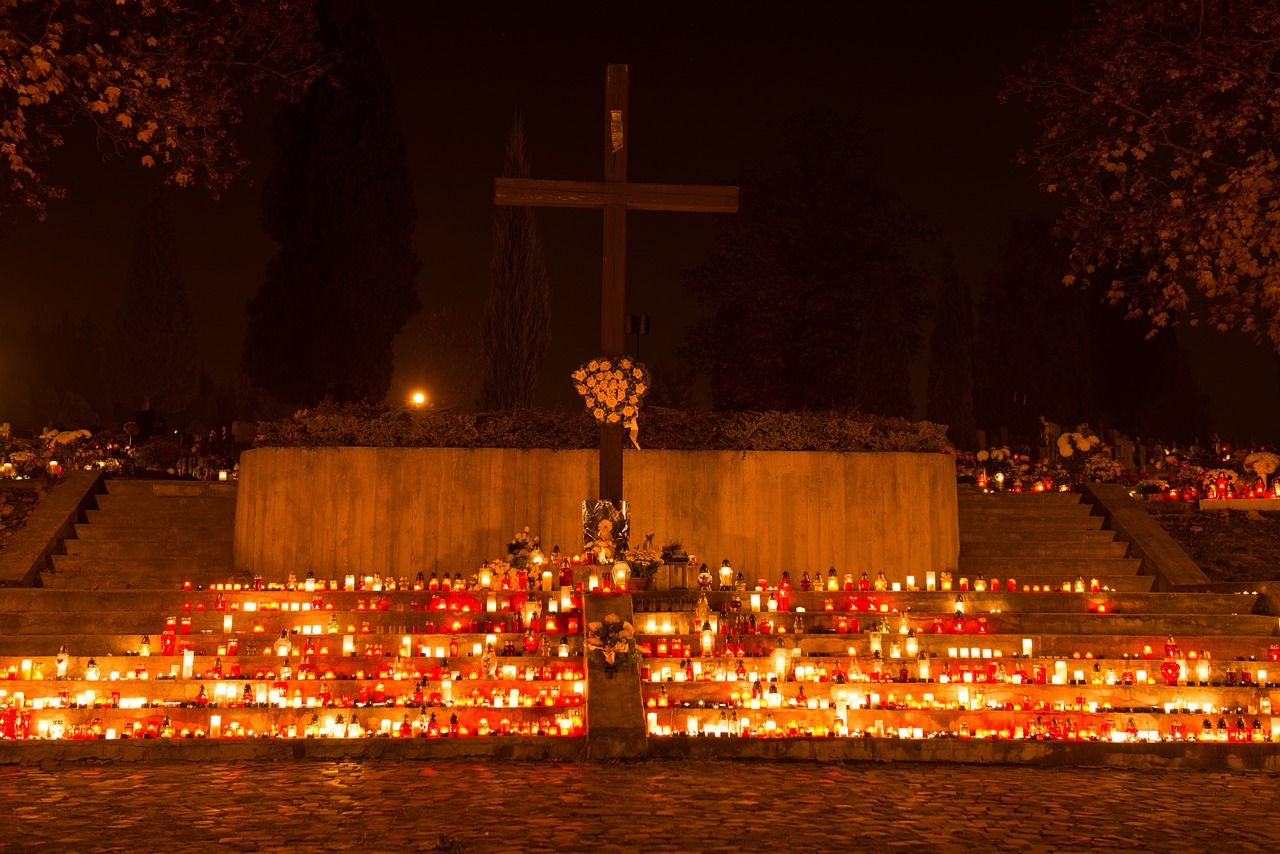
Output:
top-left (627, 314), bottom-right (650, 360)
top-left (410, 391), bottom-right (427, 408)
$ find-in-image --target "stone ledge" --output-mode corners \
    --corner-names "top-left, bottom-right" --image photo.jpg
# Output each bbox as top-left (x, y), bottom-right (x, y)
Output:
top-left (0, 471), bottom-right (105, 588)
top-left (0, 736), bottom-right (586, 764)
top-left (1197, 499), bottom-right (1280, 511)
top-left (1082, 483), bottom-right (1209, 591)
top-left (647, 735), bottom-right (1280, 771)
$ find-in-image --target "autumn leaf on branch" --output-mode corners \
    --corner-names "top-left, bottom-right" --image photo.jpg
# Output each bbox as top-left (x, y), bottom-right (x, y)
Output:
top-left (1007, 0), bottom-right (1280, 350)
top-left (0, 0), bottom-right (327, 225)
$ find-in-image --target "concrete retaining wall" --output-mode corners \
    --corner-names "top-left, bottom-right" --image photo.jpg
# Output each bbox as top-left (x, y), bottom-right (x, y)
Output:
top-left (234, 448), bottom-right (958, 585)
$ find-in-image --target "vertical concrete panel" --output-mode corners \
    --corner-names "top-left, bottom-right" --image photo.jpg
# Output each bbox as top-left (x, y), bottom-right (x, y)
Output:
top-left (234, 449), bottom-right (959, 585)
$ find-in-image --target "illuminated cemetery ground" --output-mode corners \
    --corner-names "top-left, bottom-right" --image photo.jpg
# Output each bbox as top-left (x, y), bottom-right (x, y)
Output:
top-left (1, 477), bottom-right (1279, 767)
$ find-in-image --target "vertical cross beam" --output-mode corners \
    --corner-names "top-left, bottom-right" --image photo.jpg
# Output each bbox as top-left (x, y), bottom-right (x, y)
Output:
top-left (599, 64), bottom-right (629, 503)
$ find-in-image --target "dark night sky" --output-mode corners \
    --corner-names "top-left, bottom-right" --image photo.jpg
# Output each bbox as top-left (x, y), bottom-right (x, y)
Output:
top-left (3, 1), bottom-right (1278, 442)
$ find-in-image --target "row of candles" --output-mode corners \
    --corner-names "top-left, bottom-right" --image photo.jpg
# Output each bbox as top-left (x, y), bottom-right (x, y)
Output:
top-left (1, 677), bottom-right (587, 711)
top-left (640, 656), bottom-right (1280, 689)
top-left (204, 556), bottom-right (636, 597)
top-left (192, 562), bottom-right (1109, 603)
top-left (1, 709), bottom-right (584, 740)
top-left (5, 634), bottom-right (585, 681)
top-left (648, 682), bottom-right (1275, 716)
top-left (710, 569), bottom-right (1103, 595)
top-left (647, 711), bottom-right (1277, 741)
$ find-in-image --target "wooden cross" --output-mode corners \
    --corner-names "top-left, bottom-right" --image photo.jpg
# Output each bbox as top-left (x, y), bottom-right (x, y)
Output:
top-left (494, 64), bottom-right (738, 503)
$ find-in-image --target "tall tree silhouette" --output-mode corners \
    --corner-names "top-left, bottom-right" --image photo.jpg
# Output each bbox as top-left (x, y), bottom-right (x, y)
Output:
top-left (243, 0), bottom-right (419, 405)
top-left (976, 216), bottom-right (1211, 445)
top-left (108, 195), bottom-right (199, 416)
top-left (975, 217), bottom-right (1093, 444)
top-left (926, 248), bottom-right (977, 449)
top-left (479, 115), bottom-right (551, 411)
top-left (684, 113), bottom-right (929, 414)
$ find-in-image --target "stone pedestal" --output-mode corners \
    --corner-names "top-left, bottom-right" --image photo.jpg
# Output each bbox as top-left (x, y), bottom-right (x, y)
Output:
top-left (583, 592), bottom-right (647, 759)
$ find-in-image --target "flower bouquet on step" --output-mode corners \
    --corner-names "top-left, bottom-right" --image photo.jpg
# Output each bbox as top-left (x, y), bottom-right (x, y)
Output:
top-left (585, 614), bottom-right (640, 671)
top-left (622, 533), bottom-right (664, 578)
top-left (1056, 431), bottom-right (1103, 486)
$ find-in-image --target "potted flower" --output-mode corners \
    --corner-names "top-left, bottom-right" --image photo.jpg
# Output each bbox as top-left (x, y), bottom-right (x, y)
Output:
top-left (660, 540), bottom-right (688, 563)
top-left (622, 534), bottom-right (664, 591)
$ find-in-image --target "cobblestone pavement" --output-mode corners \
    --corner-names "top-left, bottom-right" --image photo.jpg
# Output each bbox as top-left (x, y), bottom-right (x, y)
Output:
top-left (0, 760), bottom-right (1277, 853)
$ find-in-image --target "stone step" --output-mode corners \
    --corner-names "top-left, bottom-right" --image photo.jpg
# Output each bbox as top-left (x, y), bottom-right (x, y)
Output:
top-left (1000, 575), bottom-right (1155, 593)
top-left (969, 612), bottom-right (1279, 636)
top-left (95, 494), bottom-right (236, 513)
top-left (958, 509), bottom-right (1098, 523)
top-left (0, 634), bottom-right (1272, 669)
top-left (958, 491), bottom-right (1084, 504)
top-left (958, 557), bottom-right (1143, 576)
top-left (960, 541), bottom-right (1129, 559)
top-left (103, 480), bottom-right (237, 498)
top-left (961, 529), bottom-right (1120, 544)
top-left (960, 516), bottom-right (1106, 531)
top-left (42, 556), bottom-right (235, 590)
top-left (63, 539), bottom-right (233, 559)
top-left (73, 522), bottom-right (235, 540)
top-left (84, 508), bottom-right (236, 525)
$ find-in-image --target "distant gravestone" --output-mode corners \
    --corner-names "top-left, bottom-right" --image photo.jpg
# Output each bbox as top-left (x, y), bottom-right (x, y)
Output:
top-left (975, 429), bottom-right (988, 451)
top-left (1113, 433), bottom-right (1136, 472)
top-left (1040, 418), bottom-right (1061, 460)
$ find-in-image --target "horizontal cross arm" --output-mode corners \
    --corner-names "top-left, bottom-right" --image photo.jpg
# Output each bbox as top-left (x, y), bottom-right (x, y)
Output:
top-left (494, 177), bottom-right (739, 213)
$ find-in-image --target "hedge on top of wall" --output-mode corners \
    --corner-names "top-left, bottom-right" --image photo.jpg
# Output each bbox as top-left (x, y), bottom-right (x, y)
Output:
top-left (253, 404), bottom-right (951, 454)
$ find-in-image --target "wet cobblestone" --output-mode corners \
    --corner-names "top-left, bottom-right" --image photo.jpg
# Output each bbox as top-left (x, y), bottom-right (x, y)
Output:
top-left (0, 759), bottom-right (1276, 852)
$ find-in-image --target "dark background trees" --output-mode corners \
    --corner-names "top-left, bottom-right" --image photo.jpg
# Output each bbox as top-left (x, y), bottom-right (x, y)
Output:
top-left (478, 116), bottom-right (552, 411)
top-left (974, 216), bottom-right (1212, 447)
top-left (242, 0), bottom-right (419, 406)
top-left (926, 249), bottom-right (977, 450)
top-left (108, 195), bottom-right (199, 418)
top-left (682, 115), bottom-right (931, 415)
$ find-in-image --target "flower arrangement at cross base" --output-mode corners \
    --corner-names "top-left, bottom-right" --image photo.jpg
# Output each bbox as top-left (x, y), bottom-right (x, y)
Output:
top-left (586, 614), bottom-right (640, 671)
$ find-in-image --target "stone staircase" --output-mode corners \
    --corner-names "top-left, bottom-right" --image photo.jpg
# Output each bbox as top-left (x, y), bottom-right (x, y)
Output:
top-left (2, 481), bottom-right (1278, 766)
top-left (42, 480), bottom-right (238, 590)
top-left (959, 490), bottom-right (1152, 593)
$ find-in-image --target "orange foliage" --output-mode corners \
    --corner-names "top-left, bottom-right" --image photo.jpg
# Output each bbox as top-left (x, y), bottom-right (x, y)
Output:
top-left (1008, 0), bottom-right (1280, 350)
top-left (0, 0), bottom-right (325, 221)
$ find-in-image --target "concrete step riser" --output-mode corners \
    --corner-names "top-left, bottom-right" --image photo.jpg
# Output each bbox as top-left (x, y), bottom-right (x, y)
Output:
top-left (958, 558), bottom-right (1143, 575)
top-left (958, 492), bottom-right (1083, 502)
top-left (104, 481), bottom-right (236, 498)
top-left (95, 496), bottom-right (236, 513)
top-left (73, 524), bottom-right (234, 540)
top-left (962, 501), bottom-right (1090, 514)
top-left (961, 531), bottom-right (1119, 544)
top-left (961, 542), bottom-right (1129, 559)
top-left (973, 576), bottom-right (1156, 593)
top-left (64, 541), bottom-right (233, 559)
top-left (961, 518), bottom-right (1106, 531)
top-left (85, 509), bottom-right (236, 523)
